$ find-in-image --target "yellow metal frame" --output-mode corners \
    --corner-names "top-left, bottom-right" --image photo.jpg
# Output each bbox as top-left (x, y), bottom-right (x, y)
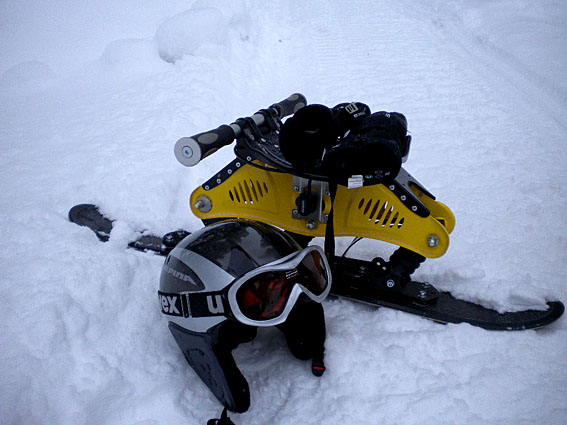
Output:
top-left (190, 163), bottom-right (455, 258)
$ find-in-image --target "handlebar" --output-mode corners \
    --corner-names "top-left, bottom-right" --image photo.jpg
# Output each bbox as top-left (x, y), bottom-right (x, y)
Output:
top-left (174, 93), bottom-right (307, 167)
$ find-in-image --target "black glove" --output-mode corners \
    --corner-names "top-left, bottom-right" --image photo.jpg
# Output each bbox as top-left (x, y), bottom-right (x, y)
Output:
top-left (323, 111), bottom-right (408, 185)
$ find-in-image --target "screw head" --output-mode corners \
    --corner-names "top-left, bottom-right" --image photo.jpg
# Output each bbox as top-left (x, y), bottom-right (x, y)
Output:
top-left (306, 219), bottom-right (317, 230)
top-left (427, 235), bottom-right (439, 247)
top-left (182, 146), bottom-right (193, 158)
top-left (194, 196), bottom-right (212, 213)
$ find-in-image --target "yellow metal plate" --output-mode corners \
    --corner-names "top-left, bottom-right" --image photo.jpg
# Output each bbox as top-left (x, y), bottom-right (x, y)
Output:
top-left (190, 164), bottom-right (454, 258)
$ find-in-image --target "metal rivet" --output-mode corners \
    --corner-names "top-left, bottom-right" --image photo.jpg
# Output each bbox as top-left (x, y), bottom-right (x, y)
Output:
top-left (227, 169), bottom-right (232, 175)
top-left (427, 235), bottom-right (439, 247)
top-left (386, 279), bottom-right (395, 288)
top-left (389, 185), bottom-right (395, 191)
top-left (236, 162), bottom-right (241, 167)
top-left (411, 206), bottom-right (418, 212)
top-left (306, 219), bottom-right (317, 230)
top-left (246, 156), bottom-right (252, 161)
top-left (194, 196), bottom-right (212, 213)
top-left (401, 195), bottom-right (407, 201)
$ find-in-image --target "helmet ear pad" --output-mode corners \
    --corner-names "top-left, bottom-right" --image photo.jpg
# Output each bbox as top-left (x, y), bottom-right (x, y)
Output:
top-left (168, 321), bottom-right (256, 413)
top-left (276, 295), bottom-right (326, 361)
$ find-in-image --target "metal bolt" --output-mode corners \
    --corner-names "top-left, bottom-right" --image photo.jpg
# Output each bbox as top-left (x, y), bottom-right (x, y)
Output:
top-left (292, 209), bottom-right (299, 217)
top-left (306, 219), bottom-right (317, 230)
top-left (386, 279), bottom-right (395, 288)
top-left (182, 146), bottom-right (193, 158)
top-left (427, 235), bottom-right (439, 247)
top-left (419, 290), bottom-right (427, 299)
top-left (293, 186), bottom-right (300, 192)
top-left (194, 196), bottom-right (212, 213)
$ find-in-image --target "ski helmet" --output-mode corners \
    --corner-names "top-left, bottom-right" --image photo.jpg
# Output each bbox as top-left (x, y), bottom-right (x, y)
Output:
top-left (158, 219), bottom-right (331, 413)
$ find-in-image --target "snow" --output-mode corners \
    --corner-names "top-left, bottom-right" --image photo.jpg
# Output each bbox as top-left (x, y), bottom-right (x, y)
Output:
top-left (155, 8), bottom-right (230, 63)
top-left (1, 1), bottom-right (566, 424)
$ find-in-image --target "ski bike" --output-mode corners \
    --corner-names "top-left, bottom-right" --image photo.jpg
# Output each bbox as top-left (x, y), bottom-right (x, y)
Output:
top-left (70, 93), bottom-right (564, 330)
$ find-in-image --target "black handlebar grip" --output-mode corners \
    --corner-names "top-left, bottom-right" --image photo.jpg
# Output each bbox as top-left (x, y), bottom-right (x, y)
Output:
top-left (175, 94), bottom-right (307, 167)
top-left (269, 93), bottom-right (307, 118)
top-left (174, 124), bottom-right (236, 167)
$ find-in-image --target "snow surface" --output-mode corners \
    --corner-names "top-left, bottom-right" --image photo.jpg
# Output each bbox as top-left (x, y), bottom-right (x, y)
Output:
top-left (1, 1), bottom-right (566, 424)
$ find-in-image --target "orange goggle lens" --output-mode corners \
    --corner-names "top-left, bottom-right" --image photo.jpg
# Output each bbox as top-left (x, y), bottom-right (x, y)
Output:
top-left (235, 250), bottom-right (328, 321)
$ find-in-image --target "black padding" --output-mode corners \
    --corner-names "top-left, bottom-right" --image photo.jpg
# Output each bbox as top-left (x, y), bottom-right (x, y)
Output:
top-left (277, 295), bottom-right (326, 361)
top-left (279, 104), bottom-right (339, 170)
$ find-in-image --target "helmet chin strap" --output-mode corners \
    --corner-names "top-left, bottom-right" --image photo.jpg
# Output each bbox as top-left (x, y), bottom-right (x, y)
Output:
top-left (207, 407), bottom-right (235, 425)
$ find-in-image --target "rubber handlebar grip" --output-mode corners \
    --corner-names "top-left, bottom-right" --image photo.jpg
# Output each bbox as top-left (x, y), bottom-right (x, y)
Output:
top-left (269, 93), bottom-right (307, 118)
top-left (175, 93), bottom-right (307, 167)
top-left (174, 124), bottom-right (236, 167)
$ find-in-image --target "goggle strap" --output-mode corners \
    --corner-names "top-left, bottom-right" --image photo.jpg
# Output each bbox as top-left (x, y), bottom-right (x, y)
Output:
top-left (158, 290), bottom-right (228, 318)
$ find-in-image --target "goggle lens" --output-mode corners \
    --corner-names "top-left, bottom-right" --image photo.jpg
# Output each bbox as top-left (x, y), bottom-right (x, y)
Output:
top-left (235, 250), bottom-right (328, 321)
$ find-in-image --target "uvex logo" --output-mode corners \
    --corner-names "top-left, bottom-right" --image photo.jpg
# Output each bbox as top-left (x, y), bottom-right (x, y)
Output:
top-left (159, 293), bottom-right (183, 317)
top-left (206, 294), bottom-right (224, 314)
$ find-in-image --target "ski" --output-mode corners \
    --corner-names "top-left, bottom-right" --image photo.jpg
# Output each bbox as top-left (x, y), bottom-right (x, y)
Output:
top-left (68, 204), bottom-right (188, 255)
top-left (68, 204), bottom-right (564, 331)
top-left (330, 256), bottom-right (564, 331)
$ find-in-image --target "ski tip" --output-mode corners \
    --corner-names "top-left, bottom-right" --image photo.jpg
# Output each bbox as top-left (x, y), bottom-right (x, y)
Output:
top-left (68, 204), bottom-right (113, 242)
top-left (68, 204), bottom-right (99, 222)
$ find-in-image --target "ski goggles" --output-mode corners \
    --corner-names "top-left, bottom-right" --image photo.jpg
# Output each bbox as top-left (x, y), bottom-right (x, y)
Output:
top-left (158, 246), bottom-right (331, 327)
top-left (227, 245), bottom-right (331, 326)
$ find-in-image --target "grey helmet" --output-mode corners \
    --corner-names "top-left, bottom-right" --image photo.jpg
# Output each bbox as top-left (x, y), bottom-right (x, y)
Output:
top-left (158, 219), bottom-right (330, 413)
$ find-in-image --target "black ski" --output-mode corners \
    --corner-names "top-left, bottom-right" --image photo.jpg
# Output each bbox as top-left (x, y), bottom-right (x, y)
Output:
top-left (330, 256), bottom-right (564, 331)
top-left (68, 204), bottom-right (564, 331)
top-left (68, 204), bottom-right (187, 255)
